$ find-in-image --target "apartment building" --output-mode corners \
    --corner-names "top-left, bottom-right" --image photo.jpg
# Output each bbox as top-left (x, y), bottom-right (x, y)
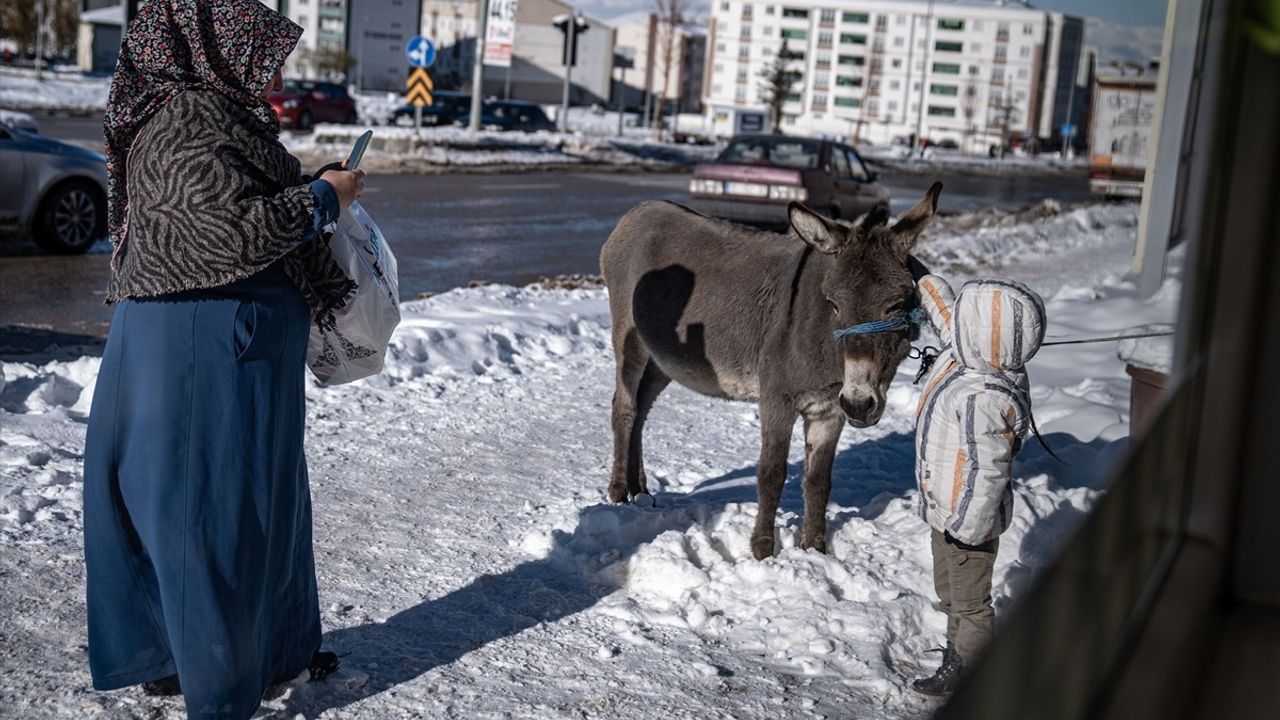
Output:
top-left (705, 0), bottom-right (1085, 150)
top-left (611, 12), bottom-right (708, 116)
top-left (277, 0), bottom-right (421, 93)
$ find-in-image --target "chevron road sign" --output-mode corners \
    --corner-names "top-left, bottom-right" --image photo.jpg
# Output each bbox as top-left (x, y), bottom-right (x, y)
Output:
top-left (406, 67), bottom-right (434, 108)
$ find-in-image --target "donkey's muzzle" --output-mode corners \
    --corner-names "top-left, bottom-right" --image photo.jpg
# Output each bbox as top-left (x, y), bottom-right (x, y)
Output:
top-left (840, 393), bottom-right (881, 427)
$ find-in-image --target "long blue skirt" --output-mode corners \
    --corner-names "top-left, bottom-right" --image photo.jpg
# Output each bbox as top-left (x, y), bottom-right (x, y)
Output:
top-left (83, 264), bottom-right (320, 719)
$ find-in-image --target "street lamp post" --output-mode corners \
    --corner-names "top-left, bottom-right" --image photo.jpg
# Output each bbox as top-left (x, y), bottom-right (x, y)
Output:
top-left (912, 0), bottom-right (935, 159)
top-left (34, 0), bottom-right (44, 81)
top-left (468, 0), bottom-right (490, 132)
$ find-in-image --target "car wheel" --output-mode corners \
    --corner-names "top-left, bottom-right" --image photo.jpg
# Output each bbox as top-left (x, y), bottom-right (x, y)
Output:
top-left (33, 181), bottom-right (103, 254)
top-left (345, 111), bottom-right (359, 125)
top-left (827, 205), bottom-right (842, 220)
top-left (297, 110), bottom-right (313, 131)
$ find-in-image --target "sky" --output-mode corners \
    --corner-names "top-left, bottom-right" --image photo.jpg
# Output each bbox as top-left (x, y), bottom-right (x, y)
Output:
top-left (579, 0), bottom-right (1172, 62)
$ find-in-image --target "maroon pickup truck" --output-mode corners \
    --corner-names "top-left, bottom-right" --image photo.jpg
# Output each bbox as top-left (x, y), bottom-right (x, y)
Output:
top-left (688, 134), bottom-right (889, 226)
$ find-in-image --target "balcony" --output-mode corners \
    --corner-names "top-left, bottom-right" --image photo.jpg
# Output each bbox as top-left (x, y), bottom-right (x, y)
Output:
top-left (996, 30), bottom-right (1010, 42)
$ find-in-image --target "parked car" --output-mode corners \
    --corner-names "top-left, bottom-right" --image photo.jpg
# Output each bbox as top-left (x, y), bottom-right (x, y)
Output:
top-left (456, 100), bottom-right (557, 132)
top-left (388, 91), bottom-right (472, 127)
top-left (268, 80), bottom-right (359, 130)
top-left (687, 134), bottom-right (889, 227)
top-left (0, 124), bottom-right (108, 254)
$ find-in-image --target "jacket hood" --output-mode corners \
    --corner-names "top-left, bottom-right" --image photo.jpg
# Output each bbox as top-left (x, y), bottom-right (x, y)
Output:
top-left (917, 275), bottom-right (1046, 373)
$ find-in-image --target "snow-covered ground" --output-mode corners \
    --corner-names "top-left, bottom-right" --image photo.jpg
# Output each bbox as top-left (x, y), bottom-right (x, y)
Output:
top-left (0, 67), bottom-right (110, 113)
top-left (0, 202), bottom-right (1178, 719)
top-left (861, 144), bottom-right (1088, 175)
top-left (284, 124), bottom-right (719, 172)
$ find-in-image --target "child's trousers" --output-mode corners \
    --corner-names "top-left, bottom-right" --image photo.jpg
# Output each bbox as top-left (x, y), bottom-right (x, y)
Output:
top-left (931, 529), bottom-right (998, 666)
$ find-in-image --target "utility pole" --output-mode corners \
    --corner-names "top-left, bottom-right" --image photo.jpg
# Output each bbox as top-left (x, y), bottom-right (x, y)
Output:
top-left (912, 0), bottom-right (935, 158)
top-left (469, 0), bottom-right (491, 132)
top-left (34, 0), bottom-right (44, 81)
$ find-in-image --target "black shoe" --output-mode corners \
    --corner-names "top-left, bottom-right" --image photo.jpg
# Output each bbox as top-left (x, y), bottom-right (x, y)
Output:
top-left (911, 647), bottom-right (964, 696)
top-left (308, 650), bottom-right (340, 681)
top-left (142, 674), bottom-right (182, 697)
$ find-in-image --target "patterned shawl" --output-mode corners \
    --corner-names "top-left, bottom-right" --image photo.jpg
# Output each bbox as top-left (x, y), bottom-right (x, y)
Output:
top-left (104, 0), bottom-right (355, 327)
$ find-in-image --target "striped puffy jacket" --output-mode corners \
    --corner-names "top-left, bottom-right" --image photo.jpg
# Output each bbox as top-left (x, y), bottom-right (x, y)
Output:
top-left (914, 275), bottom-right (1046, 545)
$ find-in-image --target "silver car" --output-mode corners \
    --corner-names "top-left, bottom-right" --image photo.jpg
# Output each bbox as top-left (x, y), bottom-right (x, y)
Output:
top-left (0, 123), bottom-right (108, 254)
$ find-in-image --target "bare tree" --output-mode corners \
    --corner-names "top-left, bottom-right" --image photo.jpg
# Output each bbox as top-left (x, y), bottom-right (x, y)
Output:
top-left (988, 77), bottom-right (1021, 159)
top-left (961, 75), bottom-right (980, 154)
top-left (758, 40), bottom-right (801, 131)
top-left (651, 0), bottom-right (688, 139)
top-left (0, 0), bottom-right (79, 58)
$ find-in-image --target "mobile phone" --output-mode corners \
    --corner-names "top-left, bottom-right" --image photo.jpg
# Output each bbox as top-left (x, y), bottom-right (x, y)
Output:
top-left (346, 130), bottom-right (373, 171)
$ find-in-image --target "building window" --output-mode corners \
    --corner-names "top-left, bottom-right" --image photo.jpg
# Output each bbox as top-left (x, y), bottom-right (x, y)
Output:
top-left (713, 84), bottom-right (723, 94)
top-left (740, 26), bottom-right (752, 40)
top-left (739, 46), bottom-right (750, 58)
top-left (816, 51), bottom-right (832, 65)
top-left (887, 100), bottom-right (898, 111)
top-left (969, 64), bottom-right (980, 75)
top-left (763, 46), bottom-right (773, 56)
top-left (835, 96), bottom-right (860, 107)
top-left (889, 79), bottom-right (900, 90)
top-left (934, 40), bottom-right (963, 52)
top-left (927, 105), bottom-right (956, 117)
top-left (765, 5), bottom-right (775, 14)
top-left (891, 58), bottom-right (902, 68)
top-left (991, 67), bottom-right (1006, 83)
top-left (1023, 23), bottom-right (1034, 35)
top-left (763, 26), bottom-right (773, 36)
top-left (721, 2), bottom-right (729, 10)
top-left (971, 42), bottom-right (982, 53)
top-left (868, 79), bottom-right (880, 92)
top-left (782, 8), bottom-right (808, 18)
top-left (714, 63), bottom-right (724, 73)
top-left (867, 99), bottom-right (879, 114)
top-left (895, 14), bottom-right (906, 25)
top-left (1019, 45), bottom-right (1031, 58)
top-left (717, 42), bottom-right (726, 52)
top-left (820, 8), bottom-right (835, 23)
top-left (932, 62), bottom-right (961, 74)
top-left (930, 83), bottom-right (959, 96)
top-left (937, 18), bottom-right (964, 31)
top-left (841, 33), bottom-right (867, 45)
top-left (838, 54), bottom-right (865, 66)
top-left (893, 36), bottom-right (904, 48)
top-left (736, 86), bottom-right (747, 101)
top-left (814, 71), bottom-right (830, 86)
top-left (781, 28), bottom-right (808, 40)
top-left (973, 20), bottom-right (984, 31)
top-left (995, 45), bottom-right (1008, 61)
top-left (786, 92), bottom-right (803, 102)
top-left (818, 31), bottom-right (833, 47)
top-left (737, 67), bottom-right (749, 81)
top-left (836, 75), bottom-right (862, 86)
top-left (1017, 68), bottom-right (1028, 79)
top-left (842, 11), bottom-right (868, 23)
top-left (812, 94), bottom-right (827, 108)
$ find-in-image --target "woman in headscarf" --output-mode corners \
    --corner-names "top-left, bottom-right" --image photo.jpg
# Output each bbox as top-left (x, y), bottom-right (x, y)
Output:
top-left (82, 1), bottom-right (363, 717)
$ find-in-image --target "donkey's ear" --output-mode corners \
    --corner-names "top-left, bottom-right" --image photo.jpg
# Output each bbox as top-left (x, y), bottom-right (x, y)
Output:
top-left (889, 181), bottom-right (942, 258)
top-left (858, 203), bottom-right (891, 234)
top-left (789, 202), bottom-right (846, 254)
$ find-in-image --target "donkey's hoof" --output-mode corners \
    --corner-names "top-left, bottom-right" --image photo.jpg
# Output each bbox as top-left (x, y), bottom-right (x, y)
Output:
top-left (801, 536), bottom-right (828, 554)
top-left (633, 492), bottom-right (656, 508)
top-left (751, 535), bottom-right (775, 560)
top-left (607, 482), bottom-right (629, 504)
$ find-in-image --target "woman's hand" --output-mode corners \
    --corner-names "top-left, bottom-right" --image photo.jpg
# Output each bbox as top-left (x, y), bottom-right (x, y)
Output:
top-left (319, 166), bottom-right (365, 209)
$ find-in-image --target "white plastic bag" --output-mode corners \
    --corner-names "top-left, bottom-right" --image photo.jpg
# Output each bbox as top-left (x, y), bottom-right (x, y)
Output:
top-left (306, 201), bottom-right (401, 385)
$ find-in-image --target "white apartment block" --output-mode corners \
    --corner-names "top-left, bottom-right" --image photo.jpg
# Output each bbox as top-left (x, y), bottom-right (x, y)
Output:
top-left (705, 0), bottom-right (1085, 150)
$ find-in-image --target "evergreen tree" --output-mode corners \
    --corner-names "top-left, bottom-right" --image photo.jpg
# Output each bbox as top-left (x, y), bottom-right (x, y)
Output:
top-left (758, 40), bottom-right (801, 131)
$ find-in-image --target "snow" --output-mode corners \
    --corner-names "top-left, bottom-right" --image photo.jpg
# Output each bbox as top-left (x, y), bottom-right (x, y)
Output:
top-left (284, 124), bottom-right (719, 172)
top-left (0, 67), bottom-right (110, 113)
top-left (0, 202), bottom-right (1180, 718)
top-left (861, 145), bottom-right (1088, 176)
top-left (1116, 325), bottom-right (1176, 374)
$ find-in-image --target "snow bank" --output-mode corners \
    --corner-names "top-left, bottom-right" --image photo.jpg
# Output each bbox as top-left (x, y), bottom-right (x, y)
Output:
top-left (284, 124), bottom-right (719, 171)
top-left (861, 144), bottom-right (1088, 176)
top-left (0, 202), bottom-right (1181, 718)
top-left (0, 67), bottom-right (110, 113)
top-left (1117, 324), bottom-right (1177, 373)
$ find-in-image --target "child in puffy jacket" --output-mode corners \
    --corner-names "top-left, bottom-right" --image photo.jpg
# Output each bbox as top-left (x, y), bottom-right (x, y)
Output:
top-left (910, 275), bottom-right (1046, 696)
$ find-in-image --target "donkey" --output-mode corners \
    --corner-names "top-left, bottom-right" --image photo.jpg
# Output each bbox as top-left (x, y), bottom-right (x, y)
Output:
top-left (600, 182), bottom-right (942, 560)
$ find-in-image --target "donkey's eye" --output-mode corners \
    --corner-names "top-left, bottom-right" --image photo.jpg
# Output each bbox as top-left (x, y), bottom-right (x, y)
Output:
top-left (828, 299), bottom-right (840, 318)
top-left (884, 301), bottom-right (905, 317)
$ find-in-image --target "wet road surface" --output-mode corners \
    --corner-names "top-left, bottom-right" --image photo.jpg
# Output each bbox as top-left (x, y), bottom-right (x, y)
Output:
top-left (2, 114), bottom-right (1091, 351)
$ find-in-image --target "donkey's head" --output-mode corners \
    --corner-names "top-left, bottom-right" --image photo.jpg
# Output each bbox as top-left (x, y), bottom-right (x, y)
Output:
top-left (788, 182), bottom-right (942, 427)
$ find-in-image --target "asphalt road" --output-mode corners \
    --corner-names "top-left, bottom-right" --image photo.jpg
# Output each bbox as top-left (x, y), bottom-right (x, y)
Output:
top-left (1, 113), bottom-right (1091, 353)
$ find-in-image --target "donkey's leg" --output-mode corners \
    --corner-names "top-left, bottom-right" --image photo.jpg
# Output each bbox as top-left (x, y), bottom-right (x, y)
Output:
top-left (800, 408), bottom-right (843, 553)
top-left (609, 327), bottom-right (650, 503)
top-left (630, 361), bottom-right (672, 496)
top-left (751, 400), bottom-right (798, 560)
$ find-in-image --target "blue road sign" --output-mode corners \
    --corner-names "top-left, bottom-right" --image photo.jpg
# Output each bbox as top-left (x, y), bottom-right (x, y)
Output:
top-left (406, 36), bottom-right (436, 69)
top-left (1060, 123), bottom-right (1076, 137)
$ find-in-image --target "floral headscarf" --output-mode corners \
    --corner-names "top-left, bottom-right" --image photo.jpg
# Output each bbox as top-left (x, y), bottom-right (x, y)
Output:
top-left (104, 0), bottom-right (303, 247)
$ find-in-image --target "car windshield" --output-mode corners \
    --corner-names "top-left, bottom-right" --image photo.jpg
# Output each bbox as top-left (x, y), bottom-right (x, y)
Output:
top-left (720, 137), bottom-right (823, 170)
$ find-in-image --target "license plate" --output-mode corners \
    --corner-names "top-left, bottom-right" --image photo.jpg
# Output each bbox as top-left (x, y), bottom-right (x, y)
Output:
top-left (724, 181), bottom-right (770, 197)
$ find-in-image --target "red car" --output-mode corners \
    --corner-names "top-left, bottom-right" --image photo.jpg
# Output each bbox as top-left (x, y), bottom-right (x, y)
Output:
top-left (268, 80), bottom-right (359, 130)
top-left (688, 134), bottom-right (889, 227)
